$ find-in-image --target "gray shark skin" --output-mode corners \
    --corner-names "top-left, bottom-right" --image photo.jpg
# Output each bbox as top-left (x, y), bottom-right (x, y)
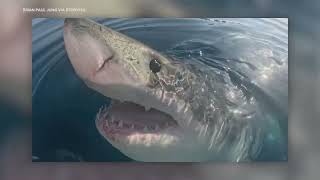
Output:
top-left (63, 18), bottom-right (265, 162)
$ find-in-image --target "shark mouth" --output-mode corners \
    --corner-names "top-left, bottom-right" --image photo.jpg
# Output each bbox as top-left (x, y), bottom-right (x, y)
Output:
top-left (95, 100), bottom-right (179, 145)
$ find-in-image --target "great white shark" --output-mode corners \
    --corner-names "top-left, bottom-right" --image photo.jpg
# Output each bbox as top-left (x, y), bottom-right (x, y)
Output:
top-left (63, 18), bottom-right (266, 162)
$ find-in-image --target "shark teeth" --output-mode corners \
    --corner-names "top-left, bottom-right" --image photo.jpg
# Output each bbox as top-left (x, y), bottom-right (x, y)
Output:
top-left (144, 105), bottom-right (151, 111)
top-left (97, 105), bottom-right (108, 119)
top-left (168, 98), bottom-right (173, 106)
top-left (165, 122), bottom-right (169, 127)
top-left (118, 120), bottom-right (123, 128)
top-left (105, 116), bottom-right (166, 132)
top-left (99, 103), bottom-right (175, 132)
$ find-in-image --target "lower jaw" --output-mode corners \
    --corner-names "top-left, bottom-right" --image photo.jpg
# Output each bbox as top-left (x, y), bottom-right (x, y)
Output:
top-left (96, 123), bottom-right (212, 162)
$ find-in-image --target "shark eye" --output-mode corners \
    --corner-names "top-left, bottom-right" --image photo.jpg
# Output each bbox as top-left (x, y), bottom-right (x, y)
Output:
top-left (149, 59), bottom-right (161, 73)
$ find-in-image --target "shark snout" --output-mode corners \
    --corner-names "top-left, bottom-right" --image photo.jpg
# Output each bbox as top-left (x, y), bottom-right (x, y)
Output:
top-left (64, 18), bottom-right (82, 27)
top-left (64, 18), bottom-right (78, 30)
top-left (64, 18), bottom-right (120, 81)
top-left (64, 18), bottom-right (73, 25)
top-left (64, 18), bottom-right (93, 36)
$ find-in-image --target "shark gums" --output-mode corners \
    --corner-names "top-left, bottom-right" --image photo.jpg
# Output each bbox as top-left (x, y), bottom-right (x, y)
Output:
top-left (63, 18), bottom-right (264, 162)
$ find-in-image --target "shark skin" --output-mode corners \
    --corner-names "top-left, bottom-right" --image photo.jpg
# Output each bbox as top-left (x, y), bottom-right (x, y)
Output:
top-left (64, 18), bottom-right (264, 162)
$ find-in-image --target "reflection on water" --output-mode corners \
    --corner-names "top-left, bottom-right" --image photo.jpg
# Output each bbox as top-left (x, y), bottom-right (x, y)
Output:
top-left (32, 18), bottom-right (287, 161)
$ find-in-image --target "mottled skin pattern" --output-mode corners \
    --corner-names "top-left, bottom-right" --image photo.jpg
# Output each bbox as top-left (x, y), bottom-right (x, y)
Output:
top-left (64, 18), bottom-right (264, 161)
top-left (154, 60), bottom-right (263, 160)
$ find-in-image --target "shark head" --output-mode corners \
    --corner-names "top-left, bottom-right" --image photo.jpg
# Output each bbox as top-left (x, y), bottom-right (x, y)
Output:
top-left (64, 18), bottom-right (235, 161)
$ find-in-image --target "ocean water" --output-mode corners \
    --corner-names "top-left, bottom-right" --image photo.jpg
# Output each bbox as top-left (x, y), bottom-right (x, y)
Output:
top-left (32, 18), bottom-right (288, 162)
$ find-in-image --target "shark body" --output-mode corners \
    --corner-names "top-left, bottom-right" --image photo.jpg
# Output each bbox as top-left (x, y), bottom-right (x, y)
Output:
top-left (64, 18), bottom-right (264, 162)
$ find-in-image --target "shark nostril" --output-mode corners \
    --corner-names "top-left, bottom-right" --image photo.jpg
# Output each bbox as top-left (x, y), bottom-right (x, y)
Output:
top-left (64, 18), bottom-right (77, 26)
top-left (64, 18), bottom-right (71, 25)
top-left (97, 54), bottom-right (114, 72)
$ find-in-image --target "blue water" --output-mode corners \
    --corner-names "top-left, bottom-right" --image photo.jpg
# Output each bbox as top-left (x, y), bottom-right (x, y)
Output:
top-left (32, 18), bottom-right (288, 162)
